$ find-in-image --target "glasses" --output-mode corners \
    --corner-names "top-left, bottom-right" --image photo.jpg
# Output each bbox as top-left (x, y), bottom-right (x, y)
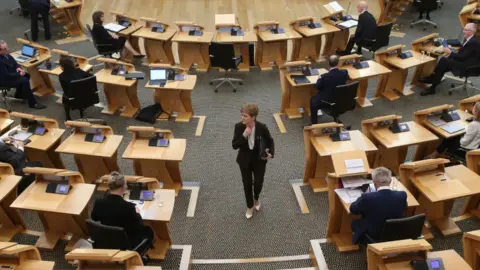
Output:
top-left (464, 29), bottom-right (474, 32)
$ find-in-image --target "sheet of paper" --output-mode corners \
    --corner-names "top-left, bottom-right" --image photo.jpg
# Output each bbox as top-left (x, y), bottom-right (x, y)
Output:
top-left (12, 131), bottom-right (32, 141)
top-left (345, 159), bottom-right (365, 174)
top-left (441, 122), bottom-right (465, 134)
top-left (338, 20), bottom-right (358, 28)
top-left (103, 23), bottom-right (126, 33)
top-left (328, 1), bottom-right (343, 12)
top-left (335, 188), bottom-right (362, 204)
top-left (341, 176), bottom-right (371, 188)
top-left (218, 27), bottom-right (232, 33)
top-left (427, 115), bottom-right (447, 127)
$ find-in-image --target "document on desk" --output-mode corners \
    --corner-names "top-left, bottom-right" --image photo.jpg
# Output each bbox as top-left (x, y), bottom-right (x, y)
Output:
top-left (345, 159), bottom-right (365, 174)
top-left (341, 176), bottom-right (371, 188)
top-left (12, 131), bottom-right (33, 141)
top-left (326, 1), bottom-right (343, 12)
top-left (441, 122), bottom-right (465, 134)
top-left (338, 20), bottom-right (358, 29)
top-left (335, 188), bottom-right (362, 204)
top-left (427, 115), bottom-right (447, 127)
top-left (103, 23), bottom-right (126, 33)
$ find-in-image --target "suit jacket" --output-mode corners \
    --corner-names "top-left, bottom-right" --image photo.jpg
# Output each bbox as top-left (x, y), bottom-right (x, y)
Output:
top-left (354, 11), bottom-right (377, 41)
top-left (91, 194), bottom-right (146, 247)
top-left (232, 121), bottom-right (274, 167)
top-left (0, 143), bottom-right (26, 176)
top-left (314, 68), bottom-right (348, 103)
top-left (0, 54), bottom-right (21, 87)
top-left (92, 23), bottom-right (117, 46)
top-left (350, 189), bottom-right (407, 244)
top-left (29, 0), bottom-right (50, 8)
top-left (450, 36), bottom-right (480, 69)
top-left (59, 68), bottom-right (91, 104)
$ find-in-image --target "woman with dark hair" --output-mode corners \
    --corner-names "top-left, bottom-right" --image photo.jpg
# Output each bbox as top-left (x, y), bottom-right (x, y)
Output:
top-left (232, 104), bottom-right (275, 219)
top-left (91, 11), bottom-right (143, 58)
top-left (59, 56), bottom-right (91, 120)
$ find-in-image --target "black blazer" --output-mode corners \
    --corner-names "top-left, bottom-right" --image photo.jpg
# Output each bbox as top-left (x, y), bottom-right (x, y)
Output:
top-left (350, 189), bottom-right (407, 244)
top-left (354, 11), bottom-right (377, 41)
top-left (314, 68), bottom-right (348, 102)
top-left (29, 0), bottom-right (50, 8)
top-left (0, 143), bottom-right (26, 176)
top-left (0, 54), bottom-right (21, 87)
top-left (232, 121), bottom-right (274, 167)
top-left (91, 194), bottom-right (146, 247)
top-left (450, 36), bottom-right (480, 69)
top-left (92, 23), bottom-right (118, 46)
top-left (59, 68), bottom-right (91, 104)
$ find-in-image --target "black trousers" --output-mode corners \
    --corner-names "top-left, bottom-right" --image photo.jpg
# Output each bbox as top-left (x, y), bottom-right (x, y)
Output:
top-left (239, 160), bottom-right (267, 208)
top-left (310, 96), bottom-right (328, 124)
top-left (432, 57), bottom-right (454, 86)
top-left (437, 136), bottom-right (461, 153)
top-left (64, 105), bottom-right (84, 121)
top-left (14, 76), bottom-right (37, 107)
top-left (30, 3), bottom-right (51, 41)
top-left (344, 38), bottom-right (364, 55)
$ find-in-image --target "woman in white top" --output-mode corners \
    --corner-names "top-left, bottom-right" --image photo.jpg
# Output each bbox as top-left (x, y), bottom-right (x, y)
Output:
top-left (429, 101), bottom-right (480, 158)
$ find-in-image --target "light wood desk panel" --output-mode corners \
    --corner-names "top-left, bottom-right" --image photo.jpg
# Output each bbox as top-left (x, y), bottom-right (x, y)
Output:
top-left (50, 0), bottom-right (83, 38)
top-left (0, 242), bottom-right (54, 270)
top-left (132, 18), bottom-right (176, 64)
top-left (0, 110), bottom-right (13, 135)
top-left (172, 31), bottom-right (214, 71)
top-left (0, 164), bottom-right (25, 242)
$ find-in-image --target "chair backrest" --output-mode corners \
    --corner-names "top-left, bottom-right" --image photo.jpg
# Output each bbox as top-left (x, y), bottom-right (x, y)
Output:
top-left (209, 42), bottom-right (238, 70)
top-left (85, 24), bottom-right (97, 47)
top-left (418, 0), bottom-right (438, 11)
top-left (371, 23), bottom-right (393, 51)
top-left (329, 81), bottom-right (359, 116)
top-left (86, 219), bottom-right (133, 250)
top-left (66, 75), bottom-right (100, 110)
top-left (379, 214), bottom-right (426, 242)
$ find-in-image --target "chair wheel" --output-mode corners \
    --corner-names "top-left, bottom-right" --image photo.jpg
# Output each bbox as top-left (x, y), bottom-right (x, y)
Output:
top-left (410, 25), bottom-right (413, 28)
top-left (448, 91), bottom-right (452, 96)
top-left (423, 27), bottom-right (426, 31)
top-left (451, 83), bottom-right (455, 88)
top-left (214, 89), bottom-right (218, 93)
top-left (209, 82), bottom-right (213, 85)
top-left (239, 82), bottom-right (243, 85)
top-left (233, 89), bottom-right (237, 93)
top-left (434, 25), bottom-right (437, 28)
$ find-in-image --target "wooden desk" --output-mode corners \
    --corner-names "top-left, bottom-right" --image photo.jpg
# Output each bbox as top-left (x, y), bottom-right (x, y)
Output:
top-left (145, 64), bottom-right (197, 123)
top-left (303, 123), bottom-right (377, 192)
top-left (11, 38), bottom-right (54, 97)
top-left (410, 33), bottom-right (444, 88)
top-left (460, 3), bottom-right (480, 36)
top-left (0, 242), bottom-right (54, 270)
top-left (279, 61), bottom-right (327, 119)
top-left (290, 16), bottom-right (340, 62)
top-left (339, 54), bottom-right (392, 108)
top-left (375, 45), bottom-right (435, 101)
top-left (109, 11), bottom-right (143, 63)
top-left (50, 0), bottom-right (84, 38)
top-left (413, 105), bottom-right (471, 160)
top-left (172, 22), bottom-right (214, 71)
top-left (214, 25), bottom-right (257, 71)
top-left (94, 57), bottom-right (140, 118)
top-left (399, 159), bottom-right (480, 237)
top-left (254, 21), bottom-right (302, 70)
top-left (378, 0), bottom-right (410, 25)
top-left (126, 189), bottom-right (175, 260)
top-left (56, 121), bottom-right (122, 183)
top-left (11, 168), bottom-right (95, 251)
top-left (39, 49), bottom-right (92, 103)
top-left (8, 112), bottom-right (65, 169)
top-left (132, 18), bottom-right (176, 64)
top-left (97, 174), bottom-right (161, 192)
top-left (320, 2), bottom-right (350, 56)
top-left (122, 126), bottom-right (186, 195)
top-left (0, 164), bottom-right (25, 242)
top-left (464, 230), bottom-right (480, 269)
top-left (66, 248), bottom-right (161, 269)
top-left (0, 110), bottom-right (13, 134)
top-left (362, 115), bottom-right (438, 175)
top-left (383, 250), bottom-right (472, 269)
top-left (459, 94), bottom-right (480, 113)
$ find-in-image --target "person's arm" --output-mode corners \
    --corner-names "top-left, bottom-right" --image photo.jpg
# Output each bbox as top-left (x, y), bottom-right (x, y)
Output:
top-left (263, 124), bottom-right (275, 158)
top-left (91, 200), bottom-right (100, 221)
top-left (449, 41), bottom-right (476, 62)
top-left (460, 122), bottom-right (479, 147)
top-left (0, 61), bottom-right (20, 85)
top-left (232, 123), bottom-right (248, 150)
top-left (126, 202), bottom-right (145, 227)
top-left (0, 146), bottom-right (26, 172)
top-left (353, 14), bottom-right (364, 39)
top-left (350, 195), bottom-right (365, 215)
top-left (316, 76), bottom-right (324, 93)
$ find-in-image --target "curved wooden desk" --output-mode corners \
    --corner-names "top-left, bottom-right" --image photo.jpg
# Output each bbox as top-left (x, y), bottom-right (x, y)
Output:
top-left (66, 248), bottom-right (162, 269)
top-left (0, 110), bottom-right (13, 135)
top-left (0, 163), bottom-right (25, 242)
top-left (50, 0), bottom-right (84, 38)
top-left (0, 242), bottom-right (54, 270)
top-left (133, 18), bottom-right (176, 64)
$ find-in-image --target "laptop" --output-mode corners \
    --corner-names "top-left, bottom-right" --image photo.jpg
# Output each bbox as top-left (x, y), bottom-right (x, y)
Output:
top-left (150, 69), bottom-right (167, 86)
top-left (14, 45), bottom-right (36, 63)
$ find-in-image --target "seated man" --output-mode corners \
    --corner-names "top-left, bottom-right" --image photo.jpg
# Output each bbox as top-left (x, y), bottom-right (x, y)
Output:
top-left (337, 1), bottom-right (377, 56)
top-left (418, 23), bottom-right (480, 96)
top-left (91, 172), bottom-right (154, 249)
top-left (350, 167), bottom-right (407, 244)
top-left (0, 40), bottom-right (45, 109)
top-left (310, 55), bottom-right (348, 124)
top-left (0, 135), bottom-right (42, 194)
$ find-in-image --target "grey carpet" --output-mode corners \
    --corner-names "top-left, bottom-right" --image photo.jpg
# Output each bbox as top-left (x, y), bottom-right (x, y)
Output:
top-left (1, 0), bottom-right (480, 269)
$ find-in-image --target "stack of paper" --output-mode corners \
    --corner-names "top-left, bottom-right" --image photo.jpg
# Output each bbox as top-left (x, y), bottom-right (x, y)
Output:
top-left (338, 20), bottom-right (358, 29)
top-left (427, 115), bottom-right (446, 127)
top-left (327, 1), bottom-right (343, 12)
top-left (341, 176), bottom-right (371, 188)
top-left (103, 23), bottom-right (126, 33)
top-left (441, 122), bottom-right (465, 134)
top-left (335, 188), bottom-right (362, 204)
top-left (345, 159), bottom-right (365, 174)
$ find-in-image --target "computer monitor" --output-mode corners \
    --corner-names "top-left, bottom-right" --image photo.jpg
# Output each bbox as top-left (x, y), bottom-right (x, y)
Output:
top-left (150, 69), bottom-right (167, 81)
top-left (21, 45), bottom-right (36, 57)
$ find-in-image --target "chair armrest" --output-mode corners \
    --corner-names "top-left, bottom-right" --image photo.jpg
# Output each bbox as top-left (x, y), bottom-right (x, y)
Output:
top-left (133, 238), bottom-right (151, 257)
top-left (320, 100), bottom-right (335, 106)
top-left (364, 233), bottom-right (376, 244)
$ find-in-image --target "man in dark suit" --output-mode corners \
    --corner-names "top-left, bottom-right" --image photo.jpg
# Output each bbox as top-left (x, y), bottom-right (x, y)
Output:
top-left (350, 167), bottom-right (407, 244)
top-left (29, 0), bottom-right (52, 41)
top-left (418, 23), bottom-right (480, 96)
top-left (91, 172), bottom-right (154, 249)
top-left (0, 41), bottom-right (45, 109)
top-left (310, 55), bottom-right (348, 124)
top-left (337, 1), bottom-right (377, 56)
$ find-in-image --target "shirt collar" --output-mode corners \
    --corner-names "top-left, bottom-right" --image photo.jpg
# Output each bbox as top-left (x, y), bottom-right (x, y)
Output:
top-left (329, 67), bottom-right (338, 71)
top-left (377, 186), bottom-right (391, 191)
top-left (465, 35), bottom-right (473, 45)
top-left (360, 10), bottom-right (367, 15)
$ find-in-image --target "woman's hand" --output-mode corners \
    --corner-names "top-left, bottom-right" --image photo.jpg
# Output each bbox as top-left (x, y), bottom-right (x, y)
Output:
top-left (262, 152), bottom-right (273, 160)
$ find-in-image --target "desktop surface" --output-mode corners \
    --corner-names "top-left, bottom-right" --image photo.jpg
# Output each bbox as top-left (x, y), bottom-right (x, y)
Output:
top-left (122, 138), bottom-right (186, 161)
top-left (214, 31), bottom-right (258, 43)
top-left (370, 121), bottom-right (438, 148)
top-left (0, 174), bottom-right (22, 201)
top-left (257, 28), bottom-right (302, 42)
top-left (383, 250), bottom-right (471, 270)
top-left (56, 132), bottom-right (123, 157)
top-left (132, 27), bottom-right (177, 41)
top-left (384, 50), bottom-right (436, 70)
top-left (126, 189), bottom-right (175, 221)
top-left (95, 69), bottom-right (136, 87)
top-left (145, 75), bottom-right (197, 90)
top-left (343, 60), bottom-right (391, 80)
top-left (310, 130), bottom-right (377, 156)
top-left (294, 22), bottom-right (340, 37)
top-left (423, 109), bottom-right (471, 139)
top-left (285, 68), bottom-right (328, 86)
top-left (172, 31), bottom-right (215, 43)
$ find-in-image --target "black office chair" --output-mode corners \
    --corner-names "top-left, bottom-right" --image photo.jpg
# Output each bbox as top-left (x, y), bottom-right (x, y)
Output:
top-left (320, 81), bottom-right (359, 128)
top-left (448, 65), bottom-right (480, 97)
top-left (364, 214), bottom-right (426, 244)
top-left (209, 42), bottom-right (243, 92)
top-left (63, 76), bottom-right (100, 120)
top-left (363, 23), bottom-right (393, 59)
top-left (86, 219), bottom-right (151, 263)
top-left (86, 24), bottom-right (121, 59)
top-left (410, 0), bottom-right (438, 31)
top-left (0, 86), bottom-right (14, 112)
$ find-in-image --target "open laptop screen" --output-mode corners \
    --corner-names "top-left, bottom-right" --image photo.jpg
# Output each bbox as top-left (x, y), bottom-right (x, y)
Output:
top-left (21, 45), bottom-right (35, 57)
top-left (150, 69), bottom-right (167, 81)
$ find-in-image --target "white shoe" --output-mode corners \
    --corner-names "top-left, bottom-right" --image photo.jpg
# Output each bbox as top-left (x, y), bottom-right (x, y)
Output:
top-left (246, 208), bottom-right (253, 219)
top-left (254, 200), bottom-right (261, 211)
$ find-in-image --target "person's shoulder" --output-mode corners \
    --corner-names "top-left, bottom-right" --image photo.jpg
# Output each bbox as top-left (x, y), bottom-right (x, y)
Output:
top-left (390, 189), bottom-right (407, 199)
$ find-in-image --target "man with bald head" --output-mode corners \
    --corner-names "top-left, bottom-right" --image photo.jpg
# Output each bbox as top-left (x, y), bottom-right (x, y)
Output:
top-left (418, 23), bottom-right (480, 96)
top-left (337, 1), bottom-right (377, 56)
top-left (310, 55), bottom-right (348, 124)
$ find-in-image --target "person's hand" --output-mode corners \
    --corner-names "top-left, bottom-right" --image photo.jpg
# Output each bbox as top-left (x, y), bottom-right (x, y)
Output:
top-left (243, 126), bottom-right (252, 137)
top-left (13, 141), bottom-right (24, 150)
top-left (16, 68), bottom-right (25, 76)
top-left (112, 34), bottom-right (119, 39)
top-left (350, 34), bottom-right (355, 39)
top-left (262, 152), bottom-right (273, 160)
top-left (443, 47), bottom-right (452, 55)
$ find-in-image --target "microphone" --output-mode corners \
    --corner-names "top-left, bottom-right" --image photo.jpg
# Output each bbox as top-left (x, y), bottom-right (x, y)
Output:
top-left (346, 1), bottom-right (351, 15)
top-left (24, 32), bottom-right (30, 41)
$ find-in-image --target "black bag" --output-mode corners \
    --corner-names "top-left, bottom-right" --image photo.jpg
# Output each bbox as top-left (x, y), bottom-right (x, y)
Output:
top-left (135, 103), bottom-right (167, 124)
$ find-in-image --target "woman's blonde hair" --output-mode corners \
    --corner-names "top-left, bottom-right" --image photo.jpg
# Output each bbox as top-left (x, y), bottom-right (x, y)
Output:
top-left (241, 104), bottom-right (259, 118)
top-left (474, 102), bottom-right (480, 121)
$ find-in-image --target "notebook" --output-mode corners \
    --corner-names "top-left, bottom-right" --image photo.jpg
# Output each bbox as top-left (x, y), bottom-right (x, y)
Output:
top-left (441, 122), bottom-right (465, 134)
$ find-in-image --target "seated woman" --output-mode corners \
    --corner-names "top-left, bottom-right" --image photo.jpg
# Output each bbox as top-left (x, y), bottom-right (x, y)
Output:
top-left (91, 11), bottom-right (143, 59)
top-left (59, 56), bottom-right (91, 120)
top-left (428, 101), bottom-right (480, 159)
